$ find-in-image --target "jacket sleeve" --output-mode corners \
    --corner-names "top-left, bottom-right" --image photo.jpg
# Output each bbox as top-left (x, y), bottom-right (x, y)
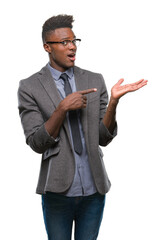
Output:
top-left (18, 80), bottom-right (59, 154)
top-left (99, 74), bottom-right (117, 146)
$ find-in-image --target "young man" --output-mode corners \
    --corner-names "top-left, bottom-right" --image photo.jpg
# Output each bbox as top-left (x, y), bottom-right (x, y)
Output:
top-left (18, 15), bottom-right (147, 240)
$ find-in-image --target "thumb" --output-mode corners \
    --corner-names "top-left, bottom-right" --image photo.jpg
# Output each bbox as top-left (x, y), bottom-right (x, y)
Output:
top-left (116, 78), bottom-right (124, 86)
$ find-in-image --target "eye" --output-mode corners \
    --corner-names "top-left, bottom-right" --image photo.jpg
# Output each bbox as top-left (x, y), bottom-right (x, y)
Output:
top-left (62, 40), bottom-right (69, 46)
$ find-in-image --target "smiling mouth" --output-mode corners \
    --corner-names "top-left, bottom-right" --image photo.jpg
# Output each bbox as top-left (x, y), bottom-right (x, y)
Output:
top-left (67, 53), bottom-right (76, 61)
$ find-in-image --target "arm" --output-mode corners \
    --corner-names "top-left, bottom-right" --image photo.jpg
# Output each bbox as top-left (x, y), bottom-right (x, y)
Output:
top-left (103, 78), bottom-right (148, 133)
top-left (45, 88), bottom-right (97, 138)
top-left (18, 81), bottom-right (58, 153)
top-left (18, 80), bottom-right (96, 153)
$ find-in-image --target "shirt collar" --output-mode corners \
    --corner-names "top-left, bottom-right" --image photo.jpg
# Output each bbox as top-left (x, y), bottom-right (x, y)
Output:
top-left (47, 63), bottom-right (74, 81)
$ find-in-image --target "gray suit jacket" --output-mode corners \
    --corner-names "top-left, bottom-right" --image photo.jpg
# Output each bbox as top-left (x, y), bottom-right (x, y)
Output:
top-left (18, 65), bottom-right (117, 195)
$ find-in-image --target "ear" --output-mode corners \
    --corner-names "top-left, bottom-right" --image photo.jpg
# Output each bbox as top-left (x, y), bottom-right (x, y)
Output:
top-left (43, 43), bottom-right (51, 54)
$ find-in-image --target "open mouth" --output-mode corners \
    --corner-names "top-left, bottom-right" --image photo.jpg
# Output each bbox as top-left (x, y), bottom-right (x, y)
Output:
top-left (67, 53), bottom-right (76, 61)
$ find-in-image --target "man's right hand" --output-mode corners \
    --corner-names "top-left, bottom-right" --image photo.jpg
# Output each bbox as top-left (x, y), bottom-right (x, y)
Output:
top-left (45, 88), bottom-right (97, 139)
top-left (60, 88), bottom-right (97, 111)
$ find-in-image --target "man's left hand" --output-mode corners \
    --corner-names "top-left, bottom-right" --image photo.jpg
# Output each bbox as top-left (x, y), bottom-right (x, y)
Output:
top-left (111, 78), bottom-right (148, 101)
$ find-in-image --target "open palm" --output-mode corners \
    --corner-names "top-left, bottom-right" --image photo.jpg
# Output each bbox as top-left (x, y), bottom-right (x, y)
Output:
top-left (111, 78), bottom-right (148, 100)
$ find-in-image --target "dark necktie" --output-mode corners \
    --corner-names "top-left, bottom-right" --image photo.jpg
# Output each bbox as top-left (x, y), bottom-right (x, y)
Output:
top-left (60, 73), bottom-right (83, 155)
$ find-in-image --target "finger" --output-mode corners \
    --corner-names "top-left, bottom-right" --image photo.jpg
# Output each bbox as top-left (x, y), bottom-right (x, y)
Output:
top-left (129, 79), bottom-right (146, 86)
top-left (82, 95), bottom-right (87, 100)
top-left (116, 78), bottom-right (124, 86)
top-left (82, 103), bottom-right (87, 108)
top-left (79, 88), bottom-right (97, 95)
top-left (82, 96), bottom-right (87, 103)
top-left (137, 80), bottom-right (148, 88)
top-left (128, 79), bottom-right (148, 91)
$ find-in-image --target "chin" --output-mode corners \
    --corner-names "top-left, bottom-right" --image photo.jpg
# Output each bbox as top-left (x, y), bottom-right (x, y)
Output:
top-left (66, 63), bottom-right (75, 69)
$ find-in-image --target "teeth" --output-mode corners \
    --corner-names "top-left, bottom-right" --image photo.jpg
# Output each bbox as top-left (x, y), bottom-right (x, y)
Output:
top-left (68, 53), bottom-right (75, 57)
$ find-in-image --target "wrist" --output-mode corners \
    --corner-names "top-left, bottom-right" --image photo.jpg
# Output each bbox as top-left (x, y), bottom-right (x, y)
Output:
top-left (110, 96), bottom-right (119, 105)
top-left (57, 100), bottom-right (68, 114)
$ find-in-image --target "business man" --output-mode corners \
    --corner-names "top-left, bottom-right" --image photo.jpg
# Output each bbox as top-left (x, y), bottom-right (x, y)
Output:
top-left (18, 14), bottom-right (147, 240)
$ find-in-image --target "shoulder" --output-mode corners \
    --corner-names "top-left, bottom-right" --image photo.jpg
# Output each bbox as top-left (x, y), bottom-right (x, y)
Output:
top-left (74, 66), bottom-right (105, 85)
top-left (74, 66), bottom-right (105, 86)
top-left (19, 65), bottom-right (47, 84)
top-left (74, 66), bottom-right (102, 77)
top-left (18, 65), bottom-right (49, 91)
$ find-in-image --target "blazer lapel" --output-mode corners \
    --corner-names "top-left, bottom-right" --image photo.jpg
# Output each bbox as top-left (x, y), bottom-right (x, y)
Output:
top-left (38, 66), bottom-right (62, 108)
top-left (74, 66), bottom-right (89, 92)
top-left (74, 67), bottom-right (89, 147)
top-left (38, 65), bottom-right (72, 144)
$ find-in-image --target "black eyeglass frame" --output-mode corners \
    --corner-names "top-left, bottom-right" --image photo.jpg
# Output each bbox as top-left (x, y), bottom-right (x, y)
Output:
top-left (46, 39), bottom-right (81, 46)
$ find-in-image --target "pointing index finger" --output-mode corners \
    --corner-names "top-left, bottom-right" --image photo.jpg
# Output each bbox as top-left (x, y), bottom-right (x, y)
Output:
top-left (79, 88), bottom-right (97, 95)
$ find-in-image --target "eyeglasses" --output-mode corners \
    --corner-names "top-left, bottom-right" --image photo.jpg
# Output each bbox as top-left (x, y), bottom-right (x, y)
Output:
top-left (46, 39), bottom-right (81, 47)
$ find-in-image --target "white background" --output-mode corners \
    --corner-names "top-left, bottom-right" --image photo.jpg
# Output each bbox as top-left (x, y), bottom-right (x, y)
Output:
top-left (1, 0), bottom-right (165, 239)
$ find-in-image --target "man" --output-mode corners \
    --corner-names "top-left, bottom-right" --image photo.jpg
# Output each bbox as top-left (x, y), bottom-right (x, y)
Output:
top-left (18, 15), bottom-right (147, 240)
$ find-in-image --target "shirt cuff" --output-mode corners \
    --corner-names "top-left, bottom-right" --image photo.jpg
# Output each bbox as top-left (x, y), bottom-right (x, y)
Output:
top-left (44, 126), bottom-right (60, 143)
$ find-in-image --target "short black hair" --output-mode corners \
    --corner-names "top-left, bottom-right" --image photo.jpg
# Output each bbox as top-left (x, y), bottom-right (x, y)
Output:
top-left (42, 14), bottom-right (74, 43)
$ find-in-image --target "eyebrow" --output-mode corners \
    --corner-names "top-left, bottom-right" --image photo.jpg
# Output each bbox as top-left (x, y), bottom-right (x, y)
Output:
top-left (61, 36), bottom-right (76, 40)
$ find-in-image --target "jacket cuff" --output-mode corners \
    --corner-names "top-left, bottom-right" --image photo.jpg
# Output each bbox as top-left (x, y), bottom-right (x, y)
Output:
top-left (99, 121), bottom-right (117, 146)
top-left (27, 124), bottom-right (60, 153)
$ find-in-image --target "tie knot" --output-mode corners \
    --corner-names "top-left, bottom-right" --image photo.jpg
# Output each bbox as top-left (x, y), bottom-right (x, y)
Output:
top-left (61, 73), bottom-right (72, 96)
top-left (60, 73), bottom-right (68, 82)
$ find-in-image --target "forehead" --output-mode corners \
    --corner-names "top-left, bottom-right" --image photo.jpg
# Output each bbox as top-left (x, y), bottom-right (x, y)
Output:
top-left (48, 28), bottom-right (75, 40)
